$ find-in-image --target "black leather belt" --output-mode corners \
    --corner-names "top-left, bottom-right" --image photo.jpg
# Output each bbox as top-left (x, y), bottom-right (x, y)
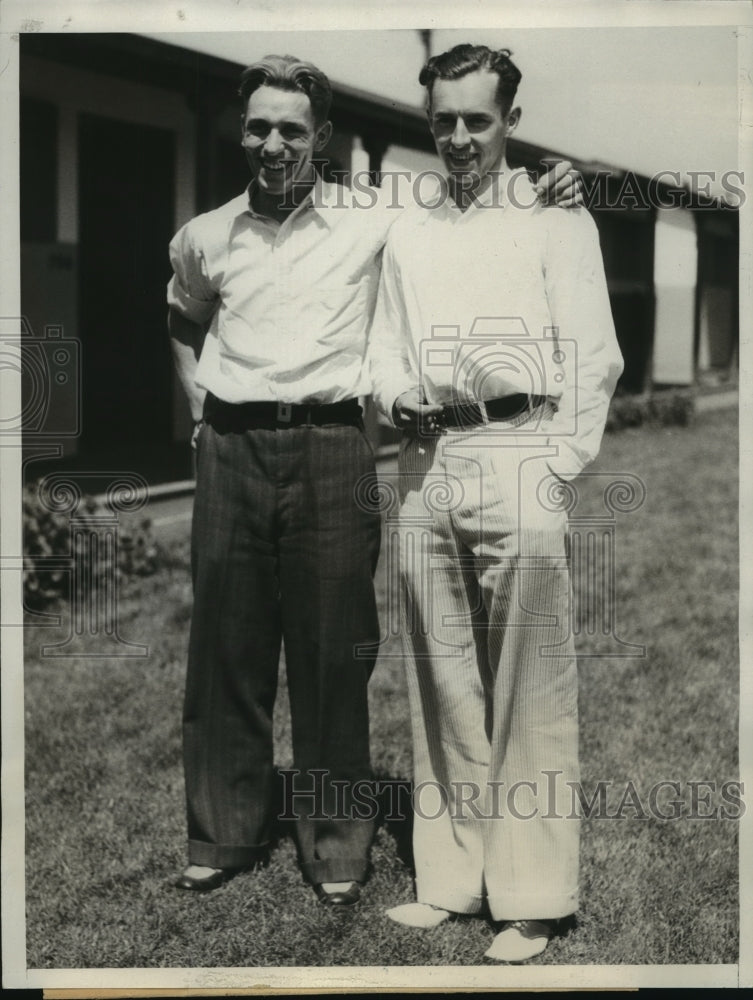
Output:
top-left (440, 394), bottom-right (547, 428)
top-left (205, 394), bottom-right (362, 430)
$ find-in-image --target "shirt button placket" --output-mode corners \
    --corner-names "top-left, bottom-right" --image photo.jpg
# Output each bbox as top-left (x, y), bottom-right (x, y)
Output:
top-left (277, 238), bottom-right (293, 391)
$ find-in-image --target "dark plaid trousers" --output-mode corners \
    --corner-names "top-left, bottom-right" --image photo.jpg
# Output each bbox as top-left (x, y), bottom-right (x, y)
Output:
top-left (183, 406), bottom-right (381, 883)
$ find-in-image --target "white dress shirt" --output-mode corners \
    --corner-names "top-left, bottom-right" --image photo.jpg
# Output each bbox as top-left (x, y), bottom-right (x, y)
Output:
top-left (167, 176), bottom-right (392, 405)
top-left (369, 169), bottom-right (624, 479)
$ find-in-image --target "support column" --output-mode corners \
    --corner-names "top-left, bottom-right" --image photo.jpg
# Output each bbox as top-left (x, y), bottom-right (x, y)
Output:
top-left (651, 207), bottom-right (697, 386)
top-left (57, 105), bottom-right (78, 244)
top-left (360, 128), bottom-right (390, 189)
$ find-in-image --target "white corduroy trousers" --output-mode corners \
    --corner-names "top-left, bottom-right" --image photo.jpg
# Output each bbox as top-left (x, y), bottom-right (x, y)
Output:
top-left (396, 416), bottom-right (580, 921)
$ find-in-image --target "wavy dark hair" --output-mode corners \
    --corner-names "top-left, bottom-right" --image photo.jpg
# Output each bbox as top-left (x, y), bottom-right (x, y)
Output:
top-left (419, 44), bottom-right (522, 114)
top-left (238, 54), bottom-right (332, 127)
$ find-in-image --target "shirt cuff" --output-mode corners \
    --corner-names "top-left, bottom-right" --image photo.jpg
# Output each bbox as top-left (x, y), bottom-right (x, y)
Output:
top-left (388, 381), bottom-right (422, 427)
top-left (167, 275), bottom-right (218, 325)
top-left (544, 439), bottom-right (588, 482)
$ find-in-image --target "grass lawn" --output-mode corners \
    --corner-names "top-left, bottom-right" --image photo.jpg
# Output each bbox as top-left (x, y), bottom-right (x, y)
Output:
top-left (21, 406), bottom-right (739, 973)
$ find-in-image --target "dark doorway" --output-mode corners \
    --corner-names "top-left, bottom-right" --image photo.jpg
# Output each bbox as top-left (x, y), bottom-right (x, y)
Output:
top-left (78, 114), bottom-right (176, 466)
top-left (20, 97), bottom-right (58, 243)
top-left (593, 208), bottom-right (656, 395)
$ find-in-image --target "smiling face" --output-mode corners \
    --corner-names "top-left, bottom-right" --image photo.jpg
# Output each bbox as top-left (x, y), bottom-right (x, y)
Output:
top-left (428, 70), bottom-right (520, 196)
top-left (241, 85), bottom-right (332, 204)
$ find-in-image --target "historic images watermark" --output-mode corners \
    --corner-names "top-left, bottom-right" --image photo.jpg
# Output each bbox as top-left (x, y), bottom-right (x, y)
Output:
top-left (278, 769), bottom-right (746, 822)
top-left (282, 166), bottom-right (745, 211)
top-left (356, 315), bottom-right (646, 658)
top-left (0, 316), bottom-right (81, 440)
top-left (362, 467), bottom-right (646, 658)
top-left (2, 316), bottom-right (151, 656)
top-left (23, 471), bottom-right (152, 658)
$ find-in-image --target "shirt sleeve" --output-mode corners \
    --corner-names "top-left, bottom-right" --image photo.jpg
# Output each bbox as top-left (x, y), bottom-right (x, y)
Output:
top-left (367, 227), bottom-right (421, 424)
top-left (543, 208), bottom-right (624, 480)
top-left (167, 220), bottom-right (219, 325)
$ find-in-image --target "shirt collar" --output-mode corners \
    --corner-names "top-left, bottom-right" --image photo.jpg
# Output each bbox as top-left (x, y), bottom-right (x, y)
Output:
top-left (244, 172), bottom-right (338, 228)
top-left (416, 167), bottom-right (535, 222)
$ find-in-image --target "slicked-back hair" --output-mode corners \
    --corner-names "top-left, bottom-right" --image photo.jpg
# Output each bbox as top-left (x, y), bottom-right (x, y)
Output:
top-left (419, 44), bottom-right (522, 115)
top-left (238, 54), bottom-right (333, 127)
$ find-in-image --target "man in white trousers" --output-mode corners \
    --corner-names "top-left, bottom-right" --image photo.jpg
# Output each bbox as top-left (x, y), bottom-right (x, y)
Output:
top-left (370, 44), bottom-right (623, 960)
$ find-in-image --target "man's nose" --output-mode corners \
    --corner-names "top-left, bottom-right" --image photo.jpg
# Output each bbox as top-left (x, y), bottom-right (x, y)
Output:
top-left (450, 118), bottom-right (470, 148)
top-left (264, 130), bottom-right (284, 155)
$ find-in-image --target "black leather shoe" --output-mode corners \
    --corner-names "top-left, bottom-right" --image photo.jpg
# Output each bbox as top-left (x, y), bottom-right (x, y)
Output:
top-left (314, 882), bottom-right (361, 907)
top-left (173, 867), bottom-right (236, 892)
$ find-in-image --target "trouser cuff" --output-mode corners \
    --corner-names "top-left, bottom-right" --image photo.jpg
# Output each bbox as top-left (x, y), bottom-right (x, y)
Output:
top-left (416, 883), bottom-right (484, 915)
top-left (188, 839), bottom-right (269, 870)
top-left (487, 889), bottom-right (578, 922)
top-left (300, 856), bottom-right (369, 885)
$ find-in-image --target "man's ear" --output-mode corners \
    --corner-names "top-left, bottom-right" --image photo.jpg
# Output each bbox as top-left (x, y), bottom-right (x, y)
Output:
top-left (505, 106), bottom-right (521, 137)
top-left (315, 121), bottom-right (333, 151)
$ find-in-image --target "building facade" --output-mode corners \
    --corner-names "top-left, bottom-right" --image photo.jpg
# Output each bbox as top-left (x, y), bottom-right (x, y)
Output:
top-left (19, 33), bottom-right (738, 483)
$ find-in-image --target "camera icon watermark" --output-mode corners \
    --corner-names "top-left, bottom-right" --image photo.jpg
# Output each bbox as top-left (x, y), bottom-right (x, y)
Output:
top-left (18, 472), bottom-right (151, 658)
top-left (354, 465), bottom-right (646, 660)
top-left (0, 316), bottom-right (81, 439)
top-left (418, 317), bottom-right (577, 436)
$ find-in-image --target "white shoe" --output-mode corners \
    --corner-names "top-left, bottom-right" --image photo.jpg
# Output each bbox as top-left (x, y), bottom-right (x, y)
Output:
top-left (484, 919), bottom-right (554, 962)
top-left (385, 902), bottom-right (451, 928)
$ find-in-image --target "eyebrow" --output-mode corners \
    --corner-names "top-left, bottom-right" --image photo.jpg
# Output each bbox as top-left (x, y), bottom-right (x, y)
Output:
top-left (244, 117), bottom-right (308, 130)
top-left (431, 110), bottom-right (494, 120)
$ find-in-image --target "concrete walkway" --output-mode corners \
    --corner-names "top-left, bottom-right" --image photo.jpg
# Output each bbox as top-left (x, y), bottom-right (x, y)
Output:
top-left (695, 389), bottom-right (739, 413)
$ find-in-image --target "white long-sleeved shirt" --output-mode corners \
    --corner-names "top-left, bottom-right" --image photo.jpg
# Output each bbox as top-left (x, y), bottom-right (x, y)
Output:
top-left (167, 176), bottom-right (392, 405)
top-left (369, 169), bottom-right (624, 479)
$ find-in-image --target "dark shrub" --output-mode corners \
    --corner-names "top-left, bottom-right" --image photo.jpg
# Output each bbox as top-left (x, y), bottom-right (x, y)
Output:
top-left (23, 482), bottom-right (160, 609)
top-left (606, 390), bottom-right (695, 433)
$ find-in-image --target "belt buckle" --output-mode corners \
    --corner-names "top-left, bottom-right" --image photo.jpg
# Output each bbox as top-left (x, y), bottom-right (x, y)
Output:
top-left (277, 402), bottom-right (292, 424)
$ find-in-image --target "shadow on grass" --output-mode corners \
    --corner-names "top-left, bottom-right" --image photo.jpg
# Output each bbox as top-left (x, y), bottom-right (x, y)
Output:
top-left (372, 773), bottom-right (415, 875)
